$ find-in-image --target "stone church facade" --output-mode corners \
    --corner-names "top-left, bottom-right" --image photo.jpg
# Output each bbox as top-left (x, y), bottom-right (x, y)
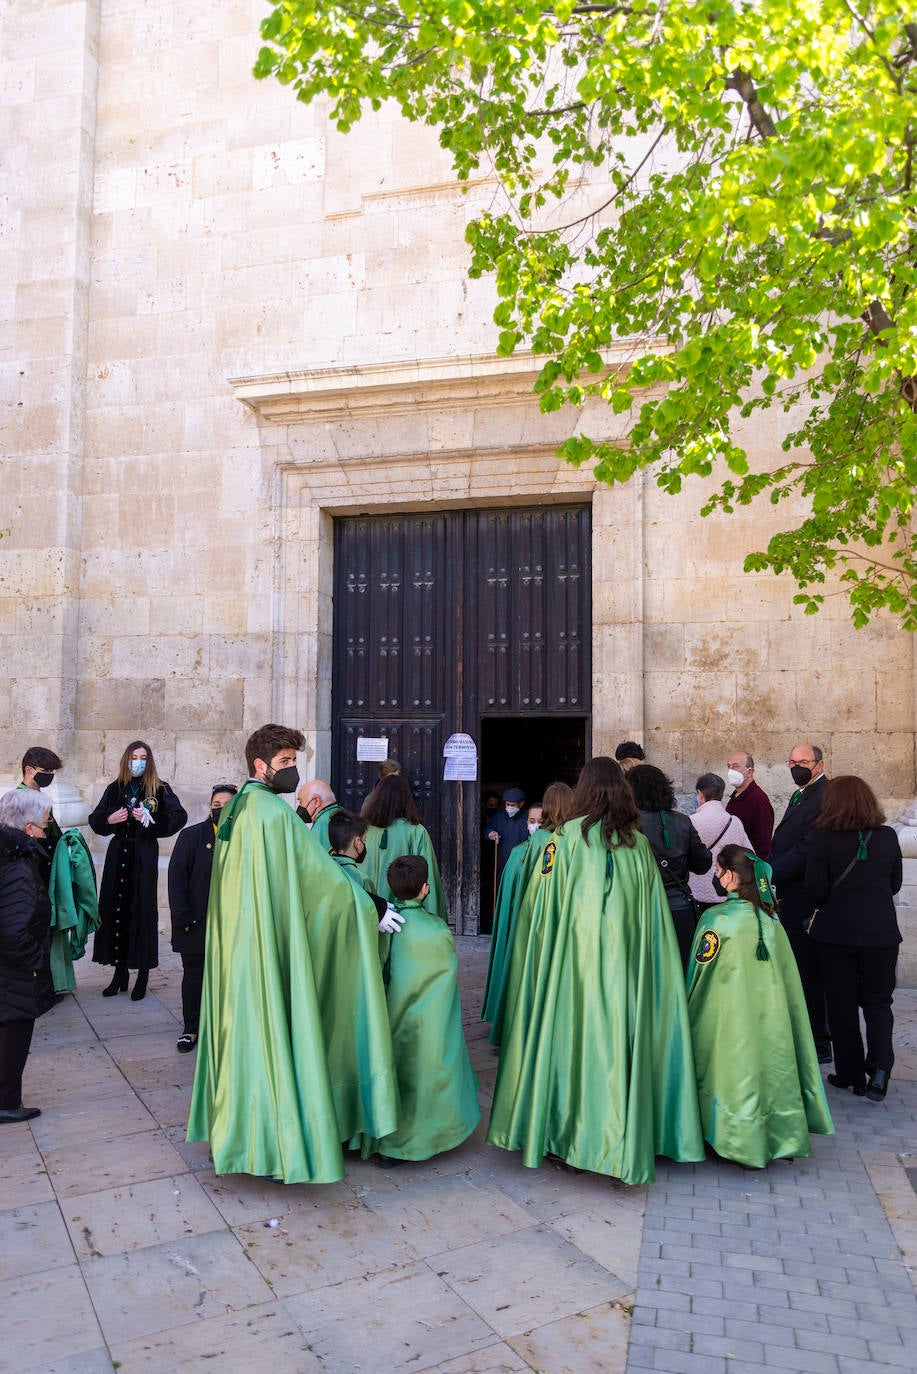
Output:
top-left (2, 1), bottom-right (916, 957)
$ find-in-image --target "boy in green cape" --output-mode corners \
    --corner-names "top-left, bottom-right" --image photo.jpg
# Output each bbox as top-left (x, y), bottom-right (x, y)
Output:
top-left (356, 854), bottom-right (479, 1165)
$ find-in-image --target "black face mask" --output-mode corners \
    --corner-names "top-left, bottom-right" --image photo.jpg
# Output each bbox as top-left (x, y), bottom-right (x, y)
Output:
top-left (789, 764), bottom-right (813, 786)
top-left (210, 808), bottom-right (224, 828)
top-left (712, 875), bottom-right (728, 898)
top-left (34, 772), bottom-right (54, 789)
top-left (267, 764), bottom-right (299, 794)
top-left (354, 844), bottom-right (367, 865)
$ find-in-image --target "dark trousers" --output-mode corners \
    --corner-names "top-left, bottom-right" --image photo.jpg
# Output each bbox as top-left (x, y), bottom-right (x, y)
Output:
top-left (180, 951), bottom-right (205, 1035)
top-left (785, 923), bottom-right (831, 1054)
top-left (816, 942), bottom-right (897, 1085)
top-left (0, 1019), bottom-right (35, 1109)
top-left (669, 902), bottom-right (699, 972)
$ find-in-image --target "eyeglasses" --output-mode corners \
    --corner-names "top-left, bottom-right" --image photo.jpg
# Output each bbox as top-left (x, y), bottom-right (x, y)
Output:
top-left (787, 758), bottom-right (816, 767)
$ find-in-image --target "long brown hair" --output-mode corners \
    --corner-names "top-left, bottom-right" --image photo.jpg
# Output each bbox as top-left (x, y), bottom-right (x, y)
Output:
top-left (717, 845), bottom-right (774, 913)
top-left (817, 775), bottom-right (885, 831)
top-left (361, 773), bottom-right (423, 827)
top-left (569, 756), bottom-right (640, 848)
top-left (541, 780), bottom-right (574, 831)
top-left (116, 740), bottom-right (162, 801)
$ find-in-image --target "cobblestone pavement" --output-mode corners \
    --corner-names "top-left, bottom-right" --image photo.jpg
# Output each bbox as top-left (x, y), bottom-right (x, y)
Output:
top-left (2, 936), bottom-right (914, 1374)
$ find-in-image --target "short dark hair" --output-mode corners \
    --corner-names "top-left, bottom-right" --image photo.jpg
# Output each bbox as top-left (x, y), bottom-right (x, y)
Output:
top-left (211, 783), bottom-right (238, 801)
top-left (627, 763), bottom-right (677, 813)
top-left (22, 746), bottom-right (62, 773)
top-left (817, 775), bottom-right (885, 831)
top-left (328, 809), bottom-right (367, 852)
top-left (387, 853), bottom-right (428, 901)
top-left (615, 740), bottom-right (645, 762)
top-left (696, 772), bottom-right (725, 803)
top-left (245, 724), bottom-right (304, 775)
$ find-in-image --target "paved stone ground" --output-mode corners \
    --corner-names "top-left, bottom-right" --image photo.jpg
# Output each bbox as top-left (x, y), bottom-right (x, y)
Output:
top-left (2, 935), bottom-right (914, 1374)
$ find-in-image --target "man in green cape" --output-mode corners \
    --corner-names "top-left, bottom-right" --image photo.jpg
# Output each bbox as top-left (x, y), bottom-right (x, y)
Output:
top-left (488, 757), bottom-right (705, 1186)
top-left (296, 779), bottom-right (341, 852)
top-left (686, 845), bottom-right (833, 1168)
top-left (187, 725), bottom-right (399, 1184)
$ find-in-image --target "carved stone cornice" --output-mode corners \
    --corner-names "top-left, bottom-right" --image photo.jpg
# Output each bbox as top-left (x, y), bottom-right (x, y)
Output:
top-left (228, 343), bottom-right (663, 424)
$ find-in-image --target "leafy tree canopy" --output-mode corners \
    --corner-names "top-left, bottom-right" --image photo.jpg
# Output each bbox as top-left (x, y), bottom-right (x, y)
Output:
top-left (256, 2), bottom-right (917, 626)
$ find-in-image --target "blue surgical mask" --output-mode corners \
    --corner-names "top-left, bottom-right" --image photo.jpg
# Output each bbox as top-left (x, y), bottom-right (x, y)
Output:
top-left (130, 759), bottom-right (147, 777)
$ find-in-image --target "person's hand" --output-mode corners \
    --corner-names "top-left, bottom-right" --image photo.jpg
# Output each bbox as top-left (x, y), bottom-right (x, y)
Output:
top-left (108, 807), bottom-right (129, 825)
top-left (378, 906), bottom-right (405, 934)
top-left (135, 806), bottom-right (153, 828)
top-left (487, 831), bottom-right (500, 843)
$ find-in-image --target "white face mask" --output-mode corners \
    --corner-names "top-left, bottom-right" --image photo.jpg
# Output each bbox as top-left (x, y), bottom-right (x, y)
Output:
top-left (727, 768), bottom-right (745, 788)
top-left (505, 805), bottom-right (521, 818)
top-left (527, 821), bottom-right (540, 835)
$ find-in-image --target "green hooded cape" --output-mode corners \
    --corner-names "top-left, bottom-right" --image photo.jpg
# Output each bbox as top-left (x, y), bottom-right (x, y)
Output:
top-left (187, 782), bottom-right (398, 1183)
top-left (363, 818), bottom-right (448, 923)
top-left (48, 829), bottom-right (100, 992)
top-left (487, 821), bottom-right (705, 1185)
top-left (686, 895), bottom-right (834, 1167)
top-left (354, 897), bottom-right (479, 1160)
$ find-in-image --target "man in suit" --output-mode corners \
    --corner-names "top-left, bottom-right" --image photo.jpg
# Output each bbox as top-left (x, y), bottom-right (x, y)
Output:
top-left (168, 784), bottom-right (238, 1053)
top-left (769, 744), bottom-right (831, 1061)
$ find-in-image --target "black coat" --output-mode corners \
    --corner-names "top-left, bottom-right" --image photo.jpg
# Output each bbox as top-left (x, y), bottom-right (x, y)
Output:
top-left (769, 776), bottom-right (827, 929)
top-left (0, 824), bottom-right (55, 1022)
top-left (805, 826), bottom-right (902, 947)
top-left (640, 810), bottom-right (712, 910)
top-left (89, 780), bottom-right (187, 969)
top-left (488, 808), bottom-right (530, 881)
top-left (168, 818), bottom-right (217, 955)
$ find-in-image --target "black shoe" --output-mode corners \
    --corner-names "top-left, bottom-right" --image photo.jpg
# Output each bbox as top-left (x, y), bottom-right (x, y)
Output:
top-left (176, 1033), bottom-right (197, 1053)
top-left (102, 967), bottom-right (129, 996)
top-left (0, 1106), bottom-right (41, 1123)
top-left (866, 1069), bottom-right (889, 1102)
top-left (827, 1073), bottom-right (866, 1096)
top-left (817, 1048), bottom-right (833, 1065)
top-left (130, 969), bottom-right (149, 1002)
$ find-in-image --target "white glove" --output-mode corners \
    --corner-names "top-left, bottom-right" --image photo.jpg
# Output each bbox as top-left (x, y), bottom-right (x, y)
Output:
top-left (135, 806), bottom-right (153, 828)
top-left (378, 906), bottom-right (405, 934)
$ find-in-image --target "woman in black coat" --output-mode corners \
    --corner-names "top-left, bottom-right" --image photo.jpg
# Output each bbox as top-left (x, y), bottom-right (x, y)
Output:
top-left (0, 788), bottom-right (56, 1123)
top-left (627, 764), bottom-right (713, 969)
top-left (805, 775), bottom-right (902, 1102)
top-left (90, 740), bottom-right (186, 1001)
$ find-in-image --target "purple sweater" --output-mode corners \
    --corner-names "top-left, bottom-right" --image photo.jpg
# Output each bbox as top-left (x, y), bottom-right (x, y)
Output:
top-left (725, 779), bottom-right (775, 859)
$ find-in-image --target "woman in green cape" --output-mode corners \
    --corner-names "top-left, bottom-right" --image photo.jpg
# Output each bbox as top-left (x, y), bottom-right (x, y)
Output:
top-left (482, 781), bottom-right (574, 1045)
top-left (686, 845), bottom-right (833, 1168)
top-left (361, 774), bottom-right (447, 922)
top-left (487, 757), bottom-right (705, 1185)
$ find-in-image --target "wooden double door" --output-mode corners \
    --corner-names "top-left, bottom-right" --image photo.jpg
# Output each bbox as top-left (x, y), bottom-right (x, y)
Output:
top-left (331, 505), bottom-right (591, 932)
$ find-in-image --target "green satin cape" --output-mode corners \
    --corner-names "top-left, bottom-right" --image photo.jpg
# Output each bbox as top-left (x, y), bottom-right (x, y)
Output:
top-left (48, 829), bottom-right (100, 992)
top-left (487, 822), bottom-right (705, 1185)
top-left (356, 898), bottom-right (479, 1160)
top-left (481, 835), bottom-right (533, 1043)
top-left (309, 802), bottom-right (342, 855)
top-left (686, 896), bottom-right (834, 1167)
top-left (187, 782), bottom-right (398, 1183)
top-left (363, 818), bottom-right (448, 923)
top-left (332, 852), bottom-right (376, 895)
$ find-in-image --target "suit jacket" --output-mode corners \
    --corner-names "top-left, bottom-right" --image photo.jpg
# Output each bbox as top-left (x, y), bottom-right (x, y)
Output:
top-left (804, 826), bottom-right (902, 947)
top-left (768, 775), bottom-right (827, 928)
top-left (168, 818), bottom-right (217, 955)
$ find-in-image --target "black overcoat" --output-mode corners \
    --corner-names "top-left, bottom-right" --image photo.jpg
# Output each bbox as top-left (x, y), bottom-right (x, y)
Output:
top-left (768, 776), bottom-right (827, 929)
top-left (167, 818), bottom-right (216, 956)
top-left (805, 826), bottom-right (903, 947)
top-left (89, 781), bottom-right (187, 970)
top-left (0, 824), bottom-right (55, 1022)
top-left (639, 810), bottom-right (712, 910)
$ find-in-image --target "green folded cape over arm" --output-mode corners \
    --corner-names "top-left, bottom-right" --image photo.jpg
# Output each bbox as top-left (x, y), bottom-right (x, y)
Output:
top-left (686, 896), bottom-right (833, 1168)
top-left (48, 828), bottom-right (100, 993)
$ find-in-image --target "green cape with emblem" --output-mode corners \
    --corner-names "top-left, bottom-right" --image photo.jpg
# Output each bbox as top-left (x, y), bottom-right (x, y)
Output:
top-left (487, 821), bottom-right (705, 1184)
top-left (363, 817), bottom-right (448, 923)
top-left (686, 895), bottom-right (833, 1167)
top-left (48, 829), bottom-right (100, 992)
top-left (187, 782), bottom-right (398, 1183)
top-left (354, 897), bottom-right (479, 1160)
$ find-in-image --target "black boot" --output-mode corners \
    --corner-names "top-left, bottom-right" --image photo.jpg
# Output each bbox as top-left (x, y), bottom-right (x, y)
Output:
top-left (102, 966), bottom-right (129, 997)
top-left (130, 968), bottom-right (149, 1002)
